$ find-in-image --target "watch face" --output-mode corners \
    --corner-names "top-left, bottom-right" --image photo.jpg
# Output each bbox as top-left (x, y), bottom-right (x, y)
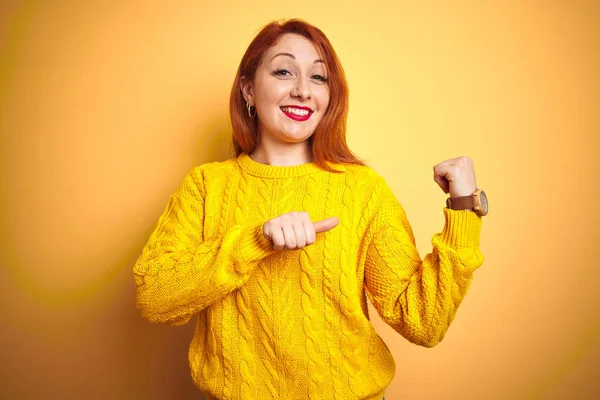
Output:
top-left (480, 191), bottom-right (488, 213)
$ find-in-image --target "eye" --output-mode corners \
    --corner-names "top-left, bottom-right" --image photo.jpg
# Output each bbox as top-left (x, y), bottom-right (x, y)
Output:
top-left (273, 69), bottom-right (291, 77)
top-left (312, 74), bottom-right (329, 83)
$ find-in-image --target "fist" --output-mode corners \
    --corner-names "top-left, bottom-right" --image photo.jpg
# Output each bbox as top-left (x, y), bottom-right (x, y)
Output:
top-left (433, 156), bottom-right (478, 197)
top-left (262, 211), bottom-right (339, 251)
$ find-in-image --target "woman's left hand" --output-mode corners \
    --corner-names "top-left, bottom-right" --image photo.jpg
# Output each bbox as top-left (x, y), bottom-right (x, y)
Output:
top-left (433, 156), bottom-right (478, 198)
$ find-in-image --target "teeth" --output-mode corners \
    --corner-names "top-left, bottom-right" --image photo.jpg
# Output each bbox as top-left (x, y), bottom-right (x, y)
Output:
top-left (282, 107), bottom-right (310, 116)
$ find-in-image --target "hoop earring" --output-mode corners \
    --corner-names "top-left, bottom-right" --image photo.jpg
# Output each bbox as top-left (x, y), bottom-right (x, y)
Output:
top-left (246, 101), bottom-right (256, 118)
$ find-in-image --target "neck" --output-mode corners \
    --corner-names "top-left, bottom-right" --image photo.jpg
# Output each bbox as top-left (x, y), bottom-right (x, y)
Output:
top-left (249, 143), bottom-right (313, 167)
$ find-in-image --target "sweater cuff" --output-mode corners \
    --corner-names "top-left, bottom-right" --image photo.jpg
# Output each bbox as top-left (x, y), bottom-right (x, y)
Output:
top-left (437, 207), bottom-right (482, 248)
top-left (236, 221), bottom-right (276, 265)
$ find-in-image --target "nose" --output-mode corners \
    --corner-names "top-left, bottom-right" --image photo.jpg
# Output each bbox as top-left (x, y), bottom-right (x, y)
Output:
top-left (291, 76), bottom-right (311, 100)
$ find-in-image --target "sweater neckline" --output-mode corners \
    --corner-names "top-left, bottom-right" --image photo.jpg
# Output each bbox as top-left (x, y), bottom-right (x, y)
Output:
top-left (236, 152), bottom-right (323, 178)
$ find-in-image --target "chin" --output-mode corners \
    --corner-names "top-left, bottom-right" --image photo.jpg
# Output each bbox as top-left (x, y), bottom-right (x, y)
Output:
top-left (277, 130), bottom-right (310, 141)
top-left (291, 133), bottom-right (315, 142)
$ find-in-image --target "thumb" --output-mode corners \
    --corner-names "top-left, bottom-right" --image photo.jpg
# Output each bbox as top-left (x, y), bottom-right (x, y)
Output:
top-left (313, 216), bottom-right (339, 233)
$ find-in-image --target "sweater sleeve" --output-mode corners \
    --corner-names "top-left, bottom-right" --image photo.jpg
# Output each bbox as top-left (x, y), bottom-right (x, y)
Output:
top-left (364, 176), bottom-right (484, 347)
top-left (133, 167), bottom-right (276, 326)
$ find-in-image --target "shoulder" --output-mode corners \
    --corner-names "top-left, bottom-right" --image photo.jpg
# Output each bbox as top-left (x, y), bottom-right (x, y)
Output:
top-left (188, 157), bottom-right (239, 181)
top-left (334, 164), bottom-right (397, 212)
top-left (342, 164), bottom-right (404, 213)
top-left (338, 163), bottom-right (380, 181)
top-left (179, 157), bottom-right (239, 195)
top-left (340, 163), bottom-right (388, 191)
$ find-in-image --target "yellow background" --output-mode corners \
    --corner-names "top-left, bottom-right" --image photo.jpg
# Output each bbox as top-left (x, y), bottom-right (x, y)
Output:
top-left (1, 1), bottom-right (599, 399)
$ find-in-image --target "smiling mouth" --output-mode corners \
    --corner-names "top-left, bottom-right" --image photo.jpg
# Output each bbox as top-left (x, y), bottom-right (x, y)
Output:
top-left (280, 106), bottom-right (313, 121)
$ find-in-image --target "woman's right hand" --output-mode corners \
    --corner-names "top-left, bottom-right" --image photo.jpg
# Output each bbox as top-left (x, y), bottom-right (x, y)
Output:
top-left (262, 211), bottom-right (339, 251)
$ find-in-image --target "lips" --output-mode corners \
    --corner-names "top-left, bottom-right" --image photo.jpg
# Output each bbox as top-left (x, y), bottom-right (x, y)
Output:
top-left (280, 106), bottom-right (313, 122)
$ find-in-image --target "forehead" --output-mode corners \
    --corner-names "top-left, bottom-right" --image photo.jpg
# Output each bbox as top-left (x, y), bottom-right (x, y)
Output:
top-left (263, 33), bottom-right (324, 62)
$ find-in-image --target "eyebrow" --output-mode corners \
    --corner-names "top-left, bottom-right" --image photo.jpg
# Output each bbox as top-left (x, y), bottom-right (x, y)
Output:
top-left (270, 52), bottom-right (324, 64)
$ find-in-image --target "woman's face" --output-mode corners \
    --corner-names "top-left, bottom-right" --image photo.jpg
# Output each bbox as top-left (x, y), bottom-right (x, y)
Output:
top-left (241, 33), bottom-right (330, 147)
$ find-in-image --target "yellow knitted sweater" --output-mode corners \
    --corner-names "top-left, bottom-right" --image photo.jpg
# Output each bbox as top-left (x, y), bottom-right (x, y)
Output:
top-left (133, 152), bottom-right (484, 400)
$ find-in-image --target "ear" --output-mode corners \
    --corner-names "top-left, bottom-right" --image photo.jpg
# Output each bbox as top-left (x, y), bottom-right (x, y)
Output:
top-left (239, 76), bottom-right (253, 105)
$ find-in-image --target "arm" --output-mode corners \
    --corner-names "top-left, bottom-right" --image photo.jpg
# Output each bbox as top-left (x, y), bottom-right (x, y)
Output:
top-left (133, 167), bottom-right (276, 326)
top-left (364, 176), bottom-right (484, 347)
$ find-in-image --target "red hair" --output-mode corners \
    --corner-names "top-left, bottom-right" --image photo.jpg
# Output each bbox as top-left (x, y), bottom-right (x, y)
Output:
top-left (229, 19), bottom-right (367, 173)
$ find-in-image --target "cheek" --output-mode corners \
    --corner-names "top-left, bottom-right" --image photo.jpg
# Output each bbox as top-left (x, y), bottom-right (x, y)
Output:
top-left (315, 88), bottom-right (331, 110)
top-left (256, 88), bottom-right (287, 114)
top-left (259, 79), bottom-right (288, 100)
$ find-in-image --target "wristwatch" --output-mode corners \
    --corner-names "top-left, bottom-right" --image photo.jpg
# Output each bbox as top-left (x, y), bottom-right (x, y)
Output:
top-left (446, 188), bottom-right (488, 217)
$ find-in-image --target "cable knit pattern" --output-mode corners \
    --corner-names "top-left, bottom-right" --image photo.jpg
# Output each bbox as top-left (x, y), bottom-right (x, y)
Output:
top-left (339, 170), bottom-right (371, 398)
top-left (349, 168), bottom-right (383, 395)
top-left (221, 294), bottom-right (234, 399)
top-left (356, 176), bottom-right (396, 390)
top-left (133, 152), bottom-right (485, 400)
top-left (300, 173), bottom-right (326, 398)
top-left (256, 250), bottom-right (278, 398)
top-left (322, 172), bottom-right (347, 400)
top-left (225, 173), bottom-right (247, 399)
top-left (273, 249), bottom-right (294, 394)
top-left (236, 286), bottom-right (256, 398)
top-left (250, 175), bottom-right (279, 397)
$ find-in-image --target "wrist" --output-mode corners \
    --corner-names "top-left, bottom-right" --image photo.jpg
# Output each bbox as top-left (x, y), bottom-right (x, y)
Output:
top-left (446, 188), bottom-right (488, 217)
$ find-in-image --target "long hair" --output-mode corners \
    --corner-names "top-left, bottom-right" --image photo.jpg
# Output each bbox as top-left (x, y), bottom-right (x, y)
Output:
top-left (229, 19), bottom-right (367, 173)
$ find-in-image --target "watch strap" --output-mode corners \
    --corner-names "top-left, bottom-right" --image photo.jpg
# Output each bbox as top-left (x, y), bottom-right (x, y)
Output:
top-left (446, 195), bottom-right (475, 210)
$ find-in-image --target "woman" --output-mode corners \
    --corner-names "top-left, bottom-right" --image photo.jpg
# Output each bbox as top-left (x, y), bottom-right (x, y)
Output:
top-left (133, 18), bottom-right (486, 400)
